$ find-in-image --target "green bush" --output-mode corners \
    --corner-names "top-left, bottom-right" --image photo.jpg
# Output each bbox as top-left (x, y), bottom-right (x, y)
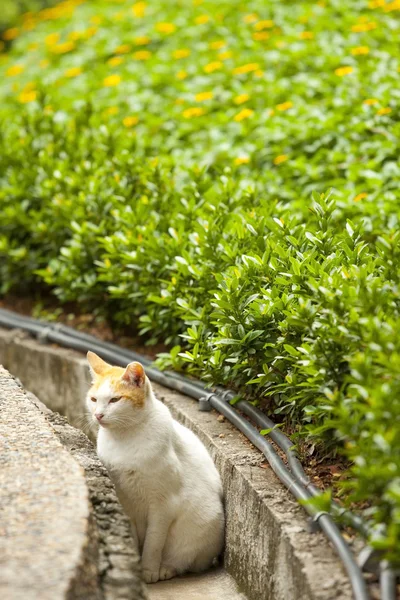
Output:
top-left (1, 0), bottom-right (400, 560)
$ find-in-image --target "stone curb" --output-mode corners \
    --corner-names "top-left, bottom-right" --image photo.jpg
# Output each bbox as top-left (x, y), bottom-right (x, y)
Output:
top-left (0, 327), bottom-right (353, 600)
top-left (0, 366), bottom-right (95, 600)
top-left (30, 394), bottom-right (148, 600)
top-left (0, 361), bottom-right (147, 600)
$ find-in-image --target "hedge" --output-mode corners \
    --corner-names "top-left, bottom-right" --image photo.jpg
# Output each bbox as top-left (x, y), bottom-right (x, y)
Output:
top-left (0, 0), bottom-right (399, 561)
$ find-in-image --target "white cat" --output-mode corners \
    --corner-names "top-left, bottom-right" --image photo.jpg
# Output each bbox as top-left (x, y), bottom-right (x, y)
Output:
top-left (86, 351), bottom-right (225, 584)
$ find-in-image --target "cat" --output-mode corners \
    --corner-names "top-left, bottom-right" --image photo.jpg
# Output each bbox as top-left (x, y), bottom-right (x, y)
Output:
top-left (86, 351), bottom-right (225, 584)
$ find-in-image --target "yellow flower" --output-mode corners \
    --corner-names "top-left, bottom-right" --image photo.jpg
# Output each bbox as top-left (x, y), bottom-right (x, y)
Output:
top-left (254, 20), bottom-right (274, 30)
top-left (83, 27), bottom-right (97, 38)
top-left (234, 157), bottom-right (250, 165)
top-left (28, 42), bottom-right (39, 51)
top-left (103, 74), bottom-right (121, 87)
top-left (234, 94), bottom-right (250, 105)
top-left (106, 106), bottom-right (119, 115)
top-left (335, 66), bottom-right (354, 76)
top-left (299, 31), bottom-right (314, 39)
top-left (195, 15), bottom-right (210, 25)
top-left (173, 49), bottom-right (190, 59)
top-left (255, 69), bottom-right (264, 77)
top-left (108, 56), bottom-right (124, 66)
top-left (132, 2), bottom-right (146, 17)
top-left (276, 101), bottom-right (293, 111)
top-left (23, 81), bottom-right (36, 92)
top-left (204, 61), bottom-right (223, 73)
top-left (234, 108), bottom-right (254, 122)
top-left (51, 41), bottom-right (75, 54)
top-left (383, 0), bottom-right (400, 11)
top-left (39, 3), bottom-right (79, 21)
top-left (274, 154), bottom-right (288, 165)
top-left (123, 116), bottom-right (139, 127)
top-left (195, 91), bottom-right (213, 101)
top-left (183, 107), bottom-right (205, 118)
top-left (351, 22), bottom-right (377, 32)
top-left (18, 90), bottom-right (37, 103)
top-left (22, 17), bottom-right (36, 32)
top-left (68, 31), bottom-right (83, 41)
top-left (135, 36), bottom-right (151, 45)
top-left (177, 70), bottom-right (188, 80)
top-left (351, 46), bottom-right (369, 55)
top-left (3, 28), bottom-right (19, 41)
top-left (209, 40), bottom-right (226, 50)
top-left (219, 51), bottom-right (232, 60)
top-left (115, 44), bottom-right (131, 54)
top-left (39, 59), bottom-right (49, 69)
top-left (363, 98), bottom-right (378, 105)
top-left (354, 193), bottom-right (367, 202)
top-left (6, 64), bottom-right (24, 76)
top-left (91, 15), bottom-right (103, 25)
top-left (175, 98), bottom-right (185, 104)
top-left (45, 32), bottom-right (60, 46)
top-left (233, 63), bottom-right (259, 75)
top-left (133, 50), bottom-right (152, 60)
top-left (377, 107), bottom-right (392, 115)
top-left (253, 32), bottom-right (269, 41)
top-left (243, 14), bottom-right (258, 24)
top-left (156, 22), bottom-right (176, 34)
top-left (65, 67), bottom-right (82, 78)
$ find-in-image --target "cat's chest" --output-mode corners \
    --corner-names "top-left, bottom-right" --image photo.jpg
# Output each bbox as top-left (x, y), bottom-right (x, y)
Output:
top-left (112, 467), bottom-right (149, 501)
top-left (97, 429), bottom-right (153, 472)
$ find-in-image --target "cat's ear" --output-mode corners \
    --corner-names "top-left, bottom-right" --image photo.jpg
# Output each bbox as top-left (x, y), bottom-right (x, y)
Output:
top-left (87, 351), bottom-right (110, 378)
top-left (121, 362), bottom-right (146, 387)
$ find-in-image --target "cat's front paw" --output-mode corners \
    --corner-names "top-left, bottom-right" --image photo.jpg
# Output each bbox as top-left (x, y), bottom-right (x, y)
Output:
top-left (159, 565), bottom-right (177, 581)
top-left (143, 568), bottom-right (160, 584)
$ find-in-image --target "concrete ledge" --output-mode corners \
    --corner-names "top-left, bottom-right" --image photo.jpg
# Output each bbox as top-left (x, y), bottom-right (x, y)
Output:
top-left (0, 366), bottom-right (95, 600)
top-left (32, 396), bottom-right (147, 600)
top-left (0, 328), bottom-right (352, 600)
top-left (0, 362), bottom-right (147, 600)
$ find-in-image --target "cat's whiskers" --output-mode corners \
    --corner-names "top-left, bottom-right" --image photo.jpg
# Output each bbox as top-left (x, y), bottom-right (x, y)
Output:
top-left (74, 412), bottom-right (95, 435)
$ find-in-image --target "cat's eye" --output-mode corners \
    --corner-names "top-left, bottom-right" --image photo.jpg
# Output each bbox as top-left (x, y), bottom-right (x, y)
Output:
top-left (109, 397), bottom-right (121, 403)
top-left (90, 397), bottom-right (97, 403)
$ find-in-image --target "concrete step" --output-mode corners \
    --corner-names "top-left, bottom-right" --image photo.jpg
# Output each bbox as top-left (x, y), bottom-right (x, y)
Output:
top-left (148, 568), bottom-right (247, 600)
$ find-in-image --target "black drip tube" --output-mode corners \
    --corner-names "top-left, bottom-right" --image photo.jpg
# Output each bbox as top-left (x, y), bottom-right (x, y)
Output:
top-left (1, 307), bottom-right (397, 600)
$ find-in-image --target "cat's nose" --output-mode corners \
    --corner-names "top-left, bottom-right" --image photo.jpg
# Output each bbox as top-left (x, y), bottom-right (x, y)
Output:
top-left (96, 413), bottom-right (104, 422)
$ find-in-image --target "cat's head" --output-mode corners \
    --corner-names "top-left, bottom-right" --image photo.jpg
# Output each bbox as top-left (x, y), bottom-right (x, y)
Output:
top-left (86, 351), bottom-right (148, 429)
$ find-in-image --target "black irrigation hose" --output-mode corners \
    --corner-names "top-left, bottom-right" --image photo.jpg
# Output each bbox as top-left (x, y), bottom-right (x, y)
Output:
top-left (219, 390), bottom-right (369, 537)
top-left (0, 308), bottom-right (391, 600)
top-left (207, 395), bottom-right (371, 600)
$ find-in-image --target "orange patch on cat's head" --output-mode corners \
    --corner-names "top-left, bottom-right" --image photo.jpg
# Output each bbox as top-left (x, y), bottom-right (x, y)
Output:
top-left (87, 351), bottom-right (146, 407)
